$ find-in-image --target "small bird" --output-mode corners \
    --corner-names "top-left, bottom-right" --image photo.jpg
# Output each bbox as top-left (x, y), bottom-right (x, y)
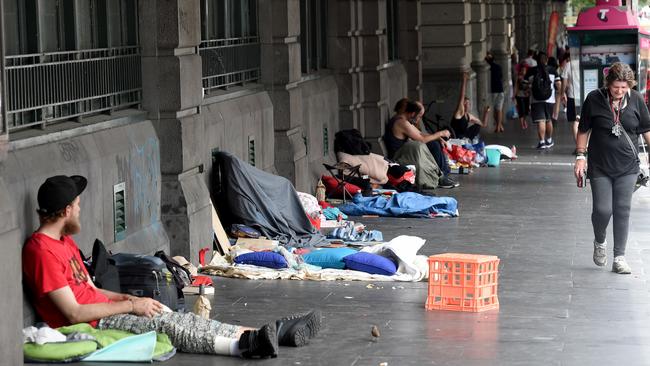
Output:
top-left (371, 325), bottom-right (380, 339)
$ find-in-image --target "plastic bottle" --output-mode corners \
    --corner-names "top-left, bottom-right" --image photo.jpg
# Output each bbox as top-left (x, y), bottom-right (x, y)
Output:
top-left (315, 179), bottom-right (326, 202)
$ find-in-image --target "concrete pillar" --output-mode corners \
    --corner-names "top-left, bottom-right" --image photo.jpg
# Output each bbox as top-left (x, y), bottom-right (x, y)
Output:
top-left (514, 0), bottom-right (527, 58)
top-left (258, 0), bottom-right (308, 188)
top-left (0, 23), bottom-right (22, 357)
top-left (140, 0), bottom-right (207, 263)
top-left (398, 0), bottom-right (423, 102)
top-left (470, 0), bottom-right (489, 114)
top-left (486, 0), bottom-right (511, 102)
top-left (421, 0), bottom-right (473, 124)
top-left (328, 0), bottom-right (359, 131)
top-left (356, 0), bottom-right (391, 148)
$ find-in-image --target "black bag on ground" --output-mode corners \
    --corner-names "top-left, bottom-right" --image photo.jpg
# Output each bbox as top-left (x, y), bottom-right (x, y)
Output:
top-left (111, 253), bottom-right (185, 312)
top-left (531, 65), bottom-right (552, 100)
top-left (154, 250), bottom-right (193, 289)
top-left (89, 239), bottom-right (121, 293)
top-left (88, 239), bottom-right (184, 311)
top-left (334, 129), bottom-right (372, 155)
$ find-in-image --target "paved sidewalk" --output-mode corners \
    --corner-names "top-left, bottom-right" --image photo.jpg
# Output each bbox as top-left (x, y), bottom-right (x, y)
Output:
top-left (77, 122), bottom-right (650, 366)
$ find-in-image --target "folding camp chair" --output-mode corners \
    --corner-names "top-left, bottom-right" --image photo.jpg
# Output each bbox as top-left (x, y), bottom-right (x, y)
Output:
top-left (322, 162), bottom-right (363, 203)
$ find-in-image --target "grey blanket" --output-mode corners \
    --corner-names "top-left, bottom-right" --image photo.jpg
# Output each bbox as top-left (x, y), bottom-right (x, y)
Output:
top-left (213, 152), bottom-right (326, 248)
top-left (392, 140), bottom-right (441, 190)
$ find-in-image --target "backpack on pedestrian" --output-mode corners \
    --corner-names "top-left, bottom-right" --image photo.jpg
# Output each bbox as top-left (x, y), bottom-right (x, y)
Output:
top-left (531, 65), bottom-right (552, 100)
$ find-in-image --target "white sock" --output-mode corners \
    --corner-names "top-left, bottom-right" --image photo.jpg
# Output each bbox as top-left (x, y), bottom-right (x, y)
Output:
top-left (540, 140), bottom-right (545, 144)
top-left (213, 336), bottom-right (240, 356)
top-left (546, 138), bottom-right (553, 143)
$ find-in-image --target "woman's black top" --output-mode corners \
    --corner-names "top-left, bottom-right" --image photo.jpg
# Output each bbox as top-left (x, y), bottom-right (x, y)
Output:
top-left (450, 114), bottom-right (469, 138)
top-left (579, 88), bottom-right (650, 178)
top-left (383, 115), bottom-right (408, 159)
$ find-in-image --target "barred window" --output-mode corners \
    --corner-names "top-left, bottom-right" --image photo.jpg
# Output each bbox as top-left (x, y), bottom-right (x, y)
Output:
top-left (3, 0), bottom-right (141, 133)
top-left (386, 0), bottom-right (399, 61)
top-left (300, 0), bottom-right (328, 74)
top-left (199, 0), bottom-right (260, 93)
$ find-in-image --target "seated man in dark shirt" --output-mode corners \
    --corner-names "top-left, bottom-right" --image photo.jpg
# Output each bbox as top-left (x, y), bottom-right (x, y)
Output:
top-left (23, 175), bottom-right (321, 358)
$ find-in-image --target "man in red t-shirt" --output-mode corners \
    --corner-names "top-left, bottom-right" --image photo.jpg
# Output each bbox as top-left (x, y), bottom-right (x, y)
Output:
top-left (23, 175), bottom-right (321, 358)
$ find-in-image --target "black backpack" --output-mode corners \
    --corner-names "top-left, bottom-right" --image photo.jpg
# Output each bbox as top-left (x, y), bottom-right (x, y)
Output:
top-left (89, 239), bottom-right (121, 292)
top-left (531, 65), bottom-right (552, 100)
top-left (334, 129), bottom-right (372, 155)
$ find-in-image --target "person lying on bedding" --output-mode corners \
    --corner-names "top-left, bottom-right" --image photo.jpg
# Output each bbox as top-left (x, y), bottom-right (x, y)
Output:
top-left (23, 174), bottom-right (322, 358)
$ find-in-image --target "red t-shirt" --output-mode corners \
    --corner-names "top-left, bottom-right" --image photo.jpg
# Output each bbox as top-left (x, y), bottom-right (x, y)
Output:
top-left (23, 233), bottom-right (110, 328)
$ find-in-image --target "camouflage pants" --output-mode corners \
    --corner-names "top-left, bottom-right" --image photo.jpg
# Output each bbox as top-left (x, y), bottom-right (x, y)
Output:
top-left (98, 312), bottom-right (241, 354)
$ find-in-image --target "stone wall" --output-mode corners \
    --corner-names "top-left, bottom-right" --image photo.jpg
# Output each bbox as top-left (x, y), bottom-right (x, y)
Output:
top-left (0, 115), bottom-right (167, 331)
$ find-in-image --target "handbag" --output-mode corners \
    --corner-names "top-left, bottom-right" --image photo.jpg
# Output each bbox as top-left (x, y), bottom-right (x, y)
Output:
top-left (621, 127), bottom-right (650, 191)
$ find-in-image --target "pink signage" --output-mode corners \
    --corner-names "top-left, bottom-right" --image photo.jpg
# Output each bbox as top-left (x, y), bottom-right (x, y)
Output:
top-left (569, 1), bottom-right (639, 31)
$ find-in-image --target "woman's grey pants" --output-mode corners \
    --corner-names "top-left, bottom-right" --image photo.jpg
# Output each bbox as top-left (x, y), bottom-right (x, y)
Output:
top-left (590, 173), bottom-right (637, 257)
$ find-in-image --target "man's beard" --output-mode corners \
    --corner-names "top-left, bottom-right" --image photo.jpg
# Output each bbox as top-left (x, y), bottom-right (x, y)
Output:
top-left (62, 217), bottom-right (81, 236)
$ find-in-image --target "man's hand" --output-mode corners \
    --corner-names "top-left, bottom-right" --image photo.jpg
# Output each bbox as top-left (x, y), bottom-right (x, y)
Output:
top-left (436, 130), bottom-right (451, 140)
top-left (561, 94), bottom-right (567, 106)
top-left (130, 297), bottom-right (165, 318)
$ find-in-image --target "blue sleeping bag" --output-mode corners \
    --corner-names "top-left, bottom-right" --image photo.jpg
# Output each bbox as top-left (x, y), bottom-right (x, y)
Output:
top-left (338, 192), bottom-right (458, 218)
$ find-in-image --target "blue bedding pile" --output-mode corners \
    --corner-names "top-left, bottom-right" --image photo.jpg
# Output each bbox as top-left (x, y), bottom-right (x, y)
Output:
top-left (338, 192), bottom-right (458, 218)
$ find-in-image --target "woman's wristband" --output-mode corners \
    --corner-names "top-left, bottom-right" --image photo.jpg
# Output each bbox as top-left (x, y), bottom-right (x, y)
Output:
top-left (575, 155), bottom-right (586, 161)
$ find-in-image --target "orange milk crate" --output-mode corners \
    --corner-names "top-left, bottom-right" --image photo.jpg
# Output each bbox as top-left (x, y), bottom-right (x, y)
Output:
top-left (426, 253), bottom-right (500, 312)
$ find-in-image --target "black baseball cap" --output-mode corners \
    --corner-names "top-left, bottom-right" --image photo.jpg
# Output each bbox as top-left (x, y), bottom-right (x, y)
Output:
top-left (37, 175), bottom-right (87, 214)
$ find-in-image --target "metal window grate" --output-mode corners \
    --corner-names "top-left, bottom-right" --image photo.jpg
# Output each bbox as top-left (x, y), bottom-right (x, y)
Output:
top-left (248, 136), bottom-right (255, 166)
top-left (5, 46), bottom-right (142, 131)
top-left (199, 37), bottom-right (261, 93)
top-left (113, 182), bottom-right (126, 242)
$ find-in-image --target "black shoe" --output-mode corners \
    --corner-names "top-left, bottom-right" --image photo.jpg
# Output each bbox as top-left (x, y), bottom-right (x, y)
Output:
top-left (239, 323), bottom-right (279, 358)
top-left (276, 309), bottom-right (322, 347)
top-left (438, 176), bottom-right (459, 189)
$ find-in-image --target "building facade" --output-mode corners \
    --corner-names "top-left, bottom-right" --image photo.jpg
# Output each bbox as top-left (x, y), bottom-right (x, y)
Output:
top-left (0, 0), bottom-right (565, 363)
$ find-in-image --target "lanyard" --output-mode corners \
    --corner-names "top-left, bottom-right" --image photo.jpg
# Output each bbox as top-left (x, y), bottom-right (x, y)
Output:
top-left (609, 93), bottom-right (625, 125)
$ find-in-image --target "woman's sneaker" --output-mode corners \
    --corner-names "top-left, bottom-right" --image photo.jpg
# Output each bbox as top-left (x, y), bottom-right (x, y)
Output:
top-left (239, 323), bottom-right (279, 358)
top-left (612, 256), bottom-right (632, 274)
top-left (276, 309), bottom-right (322, 347)
top-left (593, 240), bottom-right (607, 267)
top-left (438, 176), bottom-right (459, 189)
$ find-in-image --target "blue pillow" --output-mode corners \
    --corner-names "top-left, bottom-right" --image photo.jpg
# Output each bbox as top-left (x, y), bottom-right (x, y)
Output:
top-left (234, 252), bottom-right (288, 269)
top-left (303, 248), bottom-right (358, 269)
top-left (343, 252), bottom-right (397, 276)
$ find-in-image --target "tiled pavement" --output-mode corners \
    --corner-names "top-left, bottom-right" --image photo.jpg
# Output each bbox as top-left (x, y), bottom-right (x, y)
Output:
top-left (70, 121), bottom-right (650, 366)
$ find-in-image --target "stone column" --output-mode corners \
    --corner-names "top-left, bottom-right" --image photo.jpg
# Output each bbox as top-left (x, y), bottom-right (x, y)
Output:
top-left (140, 0), bottom-right (207, 263)
top-left (356, 0), bottom-right (391, 149)
top-left (259, 0), bottom-right (308, 188)
top-left (514, 0), bottom-right (527, 57)
top-left (486, 0), bottom-right (511, 102)
top-left (398, 0), bottom-right (423, 101)
top-left (421, 0), bottom-right (473, 124)
top-left (328, 0), bottom-right (359, 131)
top-left (0, 8), bottom-right (21, 355)
top-left (470, 0), bottom-right (489, 114)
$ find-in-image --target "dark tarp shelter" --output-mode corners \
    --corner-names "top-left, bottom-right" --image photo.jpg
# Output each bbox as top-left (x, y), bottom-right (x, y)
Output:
top-left (212, 152), bottom-right (326, 248)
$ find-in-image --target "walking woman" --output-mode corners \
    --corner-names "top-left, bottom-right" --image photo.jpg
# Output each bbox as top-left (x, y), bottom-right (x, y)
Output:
top-left (574, 62), bottom-right (650, 274)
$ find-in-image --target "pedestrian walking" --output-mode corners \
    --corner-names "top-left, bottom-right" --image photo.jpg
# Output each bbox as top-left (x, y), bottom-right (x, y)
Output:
top-left (574, 62), bottom-right (650, 274)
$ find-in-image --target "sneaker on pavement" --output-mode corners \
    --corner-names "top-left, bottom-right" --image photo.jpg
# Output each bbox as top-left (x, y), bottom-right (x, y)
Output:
top-left (536, 141), bottom-right (547, 149)
top-left (276, 309), bottom-right (322, 347)
top-left (438, 176), bottom-right (458, 189)
top-left (612, 256), bottom-right (632, 274)
top-left (545, 139), bottom-right (554, 148)
top-left (239, 323), bottom-right (279, 358)
top-left (593, 240), bottom-right (607, 267)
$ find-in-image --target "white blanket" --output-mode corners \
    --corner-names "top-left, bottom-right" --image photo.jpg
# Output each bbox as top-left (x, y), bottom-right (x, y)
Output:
top-left (200, 235), bottom-right (429, 282)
